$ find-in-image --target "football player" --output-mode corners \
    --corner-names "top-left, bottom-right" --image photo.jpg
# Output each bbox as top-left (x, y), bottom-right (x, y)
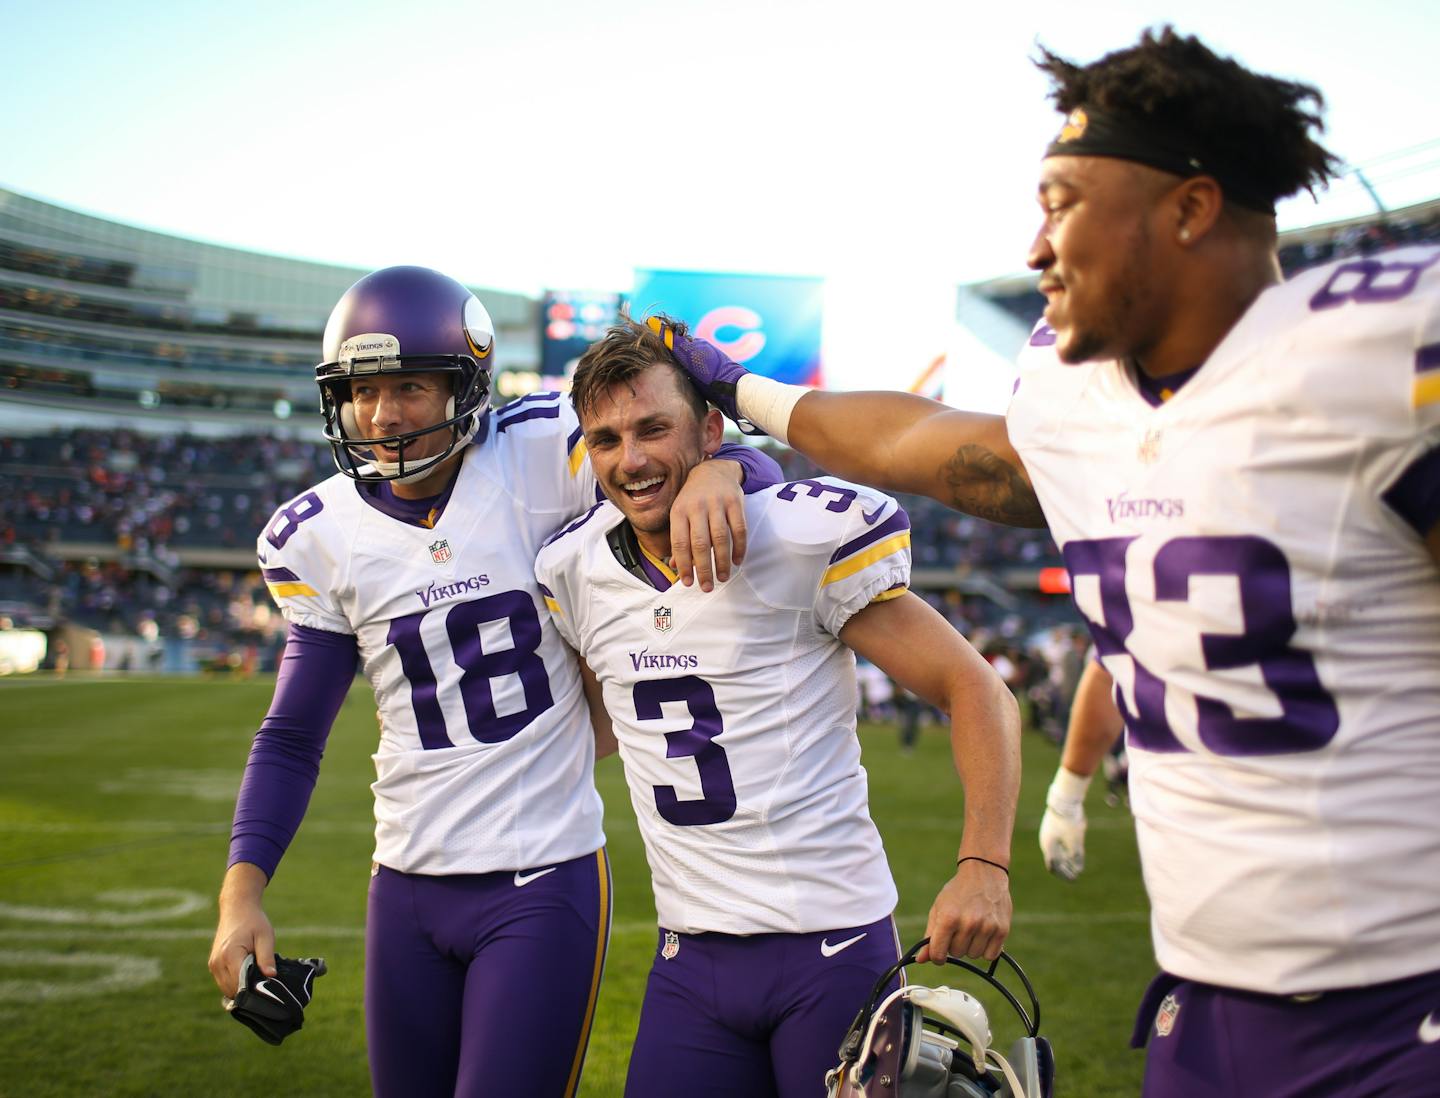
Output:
top-left (658, 29), bottom-right (1440, 1097)
top-left (1037, 659), bottom-right (1123, 881)
top-left (535, 317), bottom-right (1021, 1098)
top-left (205, 266), bottom-right (781, 1098)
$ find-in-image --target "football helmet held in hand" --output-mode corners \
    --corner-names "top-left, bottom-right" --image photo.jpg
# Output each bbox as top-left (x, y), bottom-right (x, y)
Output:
top-left (826, 939), bottom-right (1053, 1098)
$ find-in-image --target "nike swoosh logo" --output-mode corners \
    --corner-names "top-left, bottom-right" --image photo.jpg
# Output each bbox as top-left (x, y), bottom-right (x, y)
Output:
top-left (1420, 1011), bottom-right (1440, 1044)
top-left (253, 979), bottom-right (285, 1004)
top-left (257, 552), bottom-right (268, 563)
top-left (820, 932), bottom-right (867, 957)
top-left (862, 505), bottom-right (887, 525)
top-left (514, 866), bottom-right (558, 887)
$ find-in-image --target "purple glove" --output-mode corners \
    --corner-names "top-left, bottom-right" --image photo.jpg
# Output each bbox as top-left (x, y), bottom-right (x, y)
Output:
top-left (646, 316), bottom-right (766, 435)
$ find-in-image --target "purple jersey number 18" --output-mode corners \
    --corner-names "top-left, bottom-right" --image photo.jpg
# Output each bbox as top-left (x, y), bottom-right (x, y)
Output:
top-left (387, 590), bottom-right (555, 750)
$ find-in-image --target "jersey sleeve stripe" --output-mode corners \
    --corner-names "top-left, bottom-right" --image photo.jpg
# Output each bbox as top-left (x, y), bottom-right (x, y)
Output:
top-left (828, 506), bottom-right (911, 564)
top-left (1415, 373), bottom-right (1440, 408)
top-left (568, 436), bottom-right (589, 477)
top-left (544, 596), bottom-right (563, 615)
top-left (497, 405), bottom-right (562, 432)
top-left (261, 566), bottom-right (301, 583)
top-left (821, 532), bottom-right (911, 587)
top-left (869, 584), bottom-right (909, 603)
top-left (267, 581), bottom-right (320, 598)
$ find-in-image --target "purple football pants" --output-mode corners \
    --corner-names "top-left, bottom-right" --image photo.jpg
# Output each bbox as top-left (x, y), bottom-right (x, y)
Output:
top-left (1134, 966), bottom-right (1440, 1097)
top-left (625, 915), bottom-right (902, 1098)
top-left (365, 849), bottom-right (611, 1098)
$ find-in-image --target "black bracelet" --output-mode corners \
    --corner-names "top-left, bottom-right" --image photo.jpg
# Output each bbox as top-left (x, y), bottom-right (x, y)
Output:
top-left (956, 855), bottom-right (1010, 876)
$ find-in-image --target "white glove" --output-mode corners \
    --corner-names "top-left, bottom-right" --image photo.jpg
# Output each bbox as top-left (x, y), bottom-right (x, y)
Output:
top-left (1039, 767), bottom-right (1092, 881)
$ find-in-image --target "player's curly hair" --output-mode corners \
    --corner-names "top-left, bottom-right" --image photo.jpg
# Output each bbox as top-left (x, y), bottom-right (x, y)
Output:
top-left (1036, 26), bottom-right (1341, 207)
top-left (570, 313), bottom-right (708, 423)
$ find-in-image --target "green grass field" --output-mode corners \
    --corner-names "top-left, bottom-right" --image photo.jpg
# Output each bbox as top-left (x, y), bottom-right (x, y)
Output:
top-left (0, 676), bottom-right (1151, 1097)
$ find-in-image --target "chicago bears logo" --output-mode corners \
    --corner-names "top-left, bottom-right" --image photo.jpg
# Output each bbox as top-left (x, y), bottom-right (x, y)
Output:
top-left (429, 539), bottom-right (452, 565)
top-left (661, 931), bottom-right (680, 960)
top-left (653, 606), bottom-right (673, 633)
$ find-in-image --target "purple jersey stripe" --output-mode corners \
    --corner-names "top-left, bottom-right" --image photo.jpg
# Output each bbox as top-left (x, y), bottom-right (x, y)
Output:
top-left (538, 581), bottom-right (555, 599)
top-left (829, 505), bottom-right (911, 563)
top-left (567, 424), bottom-right (584, 452)
top-left (1382, 445), bottom-right (1440, 537)
top-left (1416, 343), bottom-right (1440, 375)
top-left (262, 566), bottom-right (301, 583)
top-left (497, 405), bottom-right (562, 432)
top-left (543, 500), bottom-right (607, 548)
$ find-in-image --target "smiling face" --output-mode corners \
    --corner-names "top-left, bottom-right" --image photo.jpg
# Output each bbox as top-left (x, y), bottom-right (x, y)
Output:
top-left (1027, 156), bottom-right (1177, 366)
top-left (580, 363), bottom-right (723, 554)
top-left (347, 370), bottom-right (462, 495)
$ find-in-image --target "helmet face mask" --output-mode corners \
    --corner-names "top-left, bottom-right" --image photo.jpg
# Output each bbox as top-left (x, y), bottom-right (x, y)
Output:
top-left (315, 267), bottom-right (495, 483)
top-left (827, 940), bottom-right (1053, 1098)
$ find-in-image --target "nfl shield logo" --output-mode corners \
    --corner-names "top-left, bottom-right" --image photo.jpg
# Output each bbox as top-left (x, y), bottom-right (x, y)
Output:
top-left (661, 931), bottom-right (680, 960)
top-left (429, 539), bottom-right (452, 565)
top-left (653, 606), bottom-right (673, 633)
top-left (1155, 993), bottom-right (1181, 1038)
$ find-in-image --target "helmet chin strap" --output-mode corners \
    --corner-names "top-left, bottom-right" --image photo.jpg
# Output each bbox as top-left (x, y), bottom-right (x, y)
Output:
top-left (339, 397), bottom-right (478, 483)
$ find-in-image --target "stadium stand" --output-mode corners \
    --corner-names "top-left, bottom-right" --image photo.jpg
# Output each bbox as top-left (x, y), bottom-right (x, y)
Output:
top-left (4, 186), bottom-right (1430, 677)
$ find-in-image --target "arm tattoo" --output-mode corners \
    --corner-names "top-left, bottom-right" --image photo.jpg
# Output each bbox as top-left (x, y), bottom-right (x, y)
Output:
top-left (940, 445), bottom-right (1047, 528)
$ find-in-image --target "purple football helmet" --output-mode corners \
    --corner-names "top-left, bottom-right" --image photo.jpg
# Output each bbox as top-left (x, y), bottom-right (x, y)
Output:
top-left (315, 265), bottom-right (495, 482)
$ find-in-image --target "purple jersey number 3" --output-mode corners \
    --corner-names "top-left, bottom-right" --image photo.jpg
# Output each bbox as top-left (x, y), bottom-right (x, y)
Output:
top-left (634, 676), bottom-right (737, 826)
top-left (1063, 534), bottom-right (1340, 756)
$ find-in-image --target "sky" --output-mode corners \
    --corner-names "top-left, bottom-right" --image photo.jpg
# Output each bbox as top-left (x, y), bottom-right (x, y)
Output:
top-left (4, 0), bottom-right (1438, 391)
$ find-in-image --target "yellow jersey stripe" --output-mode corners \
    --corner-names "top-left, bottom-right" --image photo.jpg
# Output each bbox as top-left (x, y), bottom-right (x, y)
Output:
top-left (544, 596), bottom-right (562, 615)
top-left (821, 532), bottom-right (911, 587)
top-left (1415, 372), bottom-right (1440, 407)
top-left (869, 585), bottom-right (909, 603)
top-left (266, 581), bottom-right (318, 598)
top-left (568, 437), bottom-right (588, 477)
top-left (640, 544), bottom-right (679, 583)
top-left (563, 850), bottom-right (611, 1098)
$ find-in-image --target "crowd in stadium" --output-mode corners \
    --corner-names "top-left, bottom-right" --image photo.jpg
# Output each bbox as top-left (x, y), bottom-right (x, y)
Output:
top-left (0, 426), bottom-right (1072, 672)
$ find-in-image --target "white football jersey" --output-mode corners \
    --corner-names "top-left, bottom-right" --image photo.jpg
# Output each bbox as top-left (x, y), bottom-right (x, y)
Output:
top-left (259, 395), bottom-right (606, 874)
top-left (535, 478), bottom-right (910, 934)
top-left (1009, 246), bottom-right (1440, 993)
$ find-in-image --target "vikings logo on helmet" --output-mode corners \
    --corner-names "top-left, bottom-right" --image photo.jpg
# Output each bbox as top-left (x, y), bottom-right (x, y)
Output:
top-left (315, 265), bottom-right (496, 483)
top-left (827, 939), bottom-right (1054, 1098)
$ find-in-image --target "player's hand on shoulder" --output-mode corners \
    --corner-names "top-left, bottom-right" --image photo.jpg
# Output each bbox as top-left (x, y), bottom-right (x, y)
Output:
top-left (669, 458), bottom-right (749, 593)
top-left (920, 857), bottom-right (1012, 965)
top-left (1038, 767), bottom-right (1090, 881)
top-left (209, 864), bottom-right (276, 998)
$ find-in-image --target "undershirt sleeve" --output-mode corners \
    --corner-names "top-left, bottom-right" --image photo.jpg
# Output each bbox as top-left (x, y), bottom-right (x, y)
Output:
top-left (227, 622), bottom-right (360, 880)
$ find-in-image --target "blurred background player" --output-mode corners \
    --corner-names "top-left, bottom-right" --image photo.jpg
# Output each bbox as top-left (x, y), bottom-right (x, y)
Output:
top-left (206, 266), bottom-right (779, 1098)
top-left (659, 28), bottom-right (1440, 1097)
top-left (536, 317), bottom-right (1020, 1098)
top-left (1037, 659), bottom-right (1123, 880)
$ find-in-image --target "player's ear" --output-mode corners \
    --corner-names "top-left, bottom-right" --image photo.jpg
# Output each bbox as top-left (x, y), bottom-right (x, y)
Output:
top-left (1172, 175), bottom-right (1224, 246)
top-left (701, 407), bottom-right (724, 456)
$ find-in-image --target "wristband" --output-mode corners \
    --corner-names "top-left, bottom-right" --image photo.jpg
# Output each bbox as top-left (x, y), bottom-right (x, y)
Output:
top-left (736, 373), bottom-right (808, 446)
top-left (956, 855), bottom-right (1010, 876)
top-left (1047, 766), bottom-right (1093, 807)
